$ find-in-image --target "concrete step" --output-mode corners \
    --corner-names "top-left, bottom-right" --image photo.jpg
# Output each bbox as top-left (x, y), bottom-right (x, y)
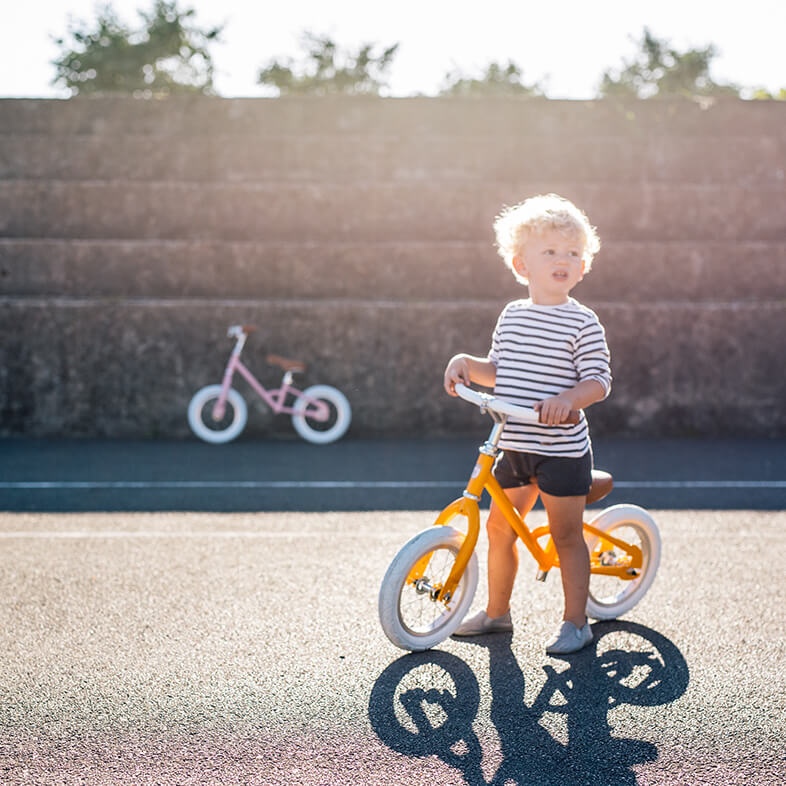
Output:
top-left (2, 132), bottom-right (783, 184)
top-left (1, 298), bottom-right (783, 438)
top-left (3, 181), bottom-right (785, 242)
top-left (2, 239), bottom-right (784, 302)
top-left (2, 96), bottom-right (784, 137)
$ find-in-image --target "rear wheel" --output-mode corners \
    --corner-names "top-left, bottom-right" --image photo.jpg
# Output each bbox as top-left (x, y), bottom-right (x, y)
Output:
top-left (585, 505), bottom-right (661, 621)
top-left (291, 384), bottom-right (351, 444)
top-left (378, 527), bottom-right (478, 652)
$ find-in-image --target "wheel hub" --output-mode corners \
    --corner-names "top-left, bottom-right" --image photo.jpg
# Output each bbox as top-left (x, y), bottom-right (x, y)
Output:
top-left (599, 549), bottom-right (625, 567)
top-left (413, 577), bottom-right (446, 602)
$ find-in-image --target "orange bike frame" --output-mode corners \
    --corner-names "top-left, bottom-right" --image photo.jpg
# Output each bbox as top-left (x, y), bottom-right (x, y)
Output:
top-left (428, 450), bottom-right (642, 604)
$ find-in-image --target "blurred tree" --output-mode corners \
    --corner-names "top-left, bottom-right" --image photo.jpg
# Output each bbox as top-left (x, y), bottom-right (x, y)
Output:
top-left (258, 32), bottom-right (399, 96)
top-left (439, 61), bottom-right (543, 97)
top-left (599, 27), bottom-right (739, 98)
top-left (52, 1), bottom-right (222, 96)
top-left (750, 87), bottom-right (786, 100)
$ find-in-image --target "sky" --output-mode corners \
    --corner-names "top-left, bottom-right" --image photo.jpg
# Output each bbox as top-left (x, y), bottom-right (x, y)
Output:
top-left (2, 0), bottom-right (785, 99)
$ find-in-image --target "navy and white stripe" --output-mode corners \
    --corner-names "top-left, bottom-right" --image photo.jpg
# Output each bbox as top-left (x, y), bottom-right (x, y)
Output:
top-left (488, 297), bottom-right (611, 457)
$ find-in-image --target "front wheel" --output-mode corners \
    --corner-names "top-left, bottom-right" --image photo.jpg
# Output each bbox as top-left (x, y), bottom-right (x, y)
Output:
top-left (291, 384), bottom-right (351, 444)
top-left (187, 385), bottom-right (248, 444)
top-left (584, 504), bottom-right (661, 621)
top-left (378, 526), bottom-right (479, 652)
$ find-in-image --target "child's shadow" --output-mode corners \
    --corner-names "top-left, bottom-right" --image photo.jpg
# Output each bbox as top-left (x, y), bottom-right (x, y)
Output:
top-left (369, 621), bottom-right (689, 786)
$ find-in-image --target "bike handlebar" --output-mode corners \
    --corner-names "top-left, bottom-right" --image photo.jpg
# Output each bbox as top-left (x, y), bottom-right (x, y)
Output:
top-left (227, 324), bottom-right (258, 339)
top-left (454, 383), bottom-right (581, 425)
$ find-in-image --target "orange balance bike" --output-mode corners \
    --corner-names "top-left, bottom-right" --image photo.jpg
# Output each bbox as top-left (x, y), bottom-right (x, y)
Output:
top-left (378, 383), bottom-right (661, 651)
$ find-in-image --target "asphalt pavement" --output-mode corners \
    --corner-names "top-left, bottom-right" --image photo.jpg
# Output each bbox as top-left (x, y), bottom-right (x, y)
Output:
top-left (1, 508), bottom-right (784, 784)
top-left (1, 436), bottom-right (785, 784)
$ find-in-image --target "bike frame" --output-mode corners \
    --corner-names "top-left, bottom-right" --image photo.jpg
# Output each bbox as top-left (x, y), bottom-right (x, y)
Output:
top-left (410, 415), bottom-right (643, 605)
top-left (210, 334), bottom-right (329, 423)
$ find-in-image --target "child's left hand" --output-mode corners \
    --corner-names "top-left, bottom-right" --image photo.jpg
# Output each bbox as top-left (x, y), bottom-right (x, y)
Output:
top-left (534, 395), bottom-right (574, 425)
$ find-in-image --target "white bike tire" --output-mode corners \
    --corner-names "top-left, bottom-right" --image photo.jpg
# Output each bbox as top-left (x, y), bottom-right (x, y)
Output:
top-left (291, 384), bottom-right (351, 444)
top-left (378, 526), bottom-right (479, 652)
top-left (584, 504), bottom-right (661, 621)
top-left (187, 385), bottom-right (248, 444)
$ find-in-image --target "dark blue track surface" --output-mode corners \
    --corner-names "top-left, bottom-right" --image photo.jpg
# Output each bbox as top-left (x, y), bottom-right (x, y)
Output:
top-left (1, 436), bottom-right (784, 511)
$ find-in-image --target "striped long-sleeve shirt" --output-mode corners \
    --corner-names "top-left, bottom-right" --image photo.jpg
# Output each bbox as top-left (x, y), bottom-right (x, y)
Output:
top-left (487, 297), bottom-right (612, 457)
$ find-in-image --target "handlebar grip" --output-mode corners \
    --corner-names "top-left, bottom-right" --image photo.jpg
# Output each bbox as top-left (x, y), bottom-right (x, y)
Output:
top-left (454, 383), bottom-right (582, 425)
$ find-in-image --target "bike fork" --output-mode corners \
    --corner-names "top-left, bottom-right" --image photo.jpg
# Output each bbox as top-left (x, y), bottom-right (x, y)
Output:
top-left (212, 341), bottom-right (244, 420)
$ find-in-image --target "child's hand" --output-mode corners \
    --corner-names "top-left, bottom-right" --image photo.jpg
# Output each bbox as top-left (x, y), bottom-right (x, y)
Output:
top-left (534, 395), bottom-right (574, 425)
top-left (444, 356), bottom-right (471, 396)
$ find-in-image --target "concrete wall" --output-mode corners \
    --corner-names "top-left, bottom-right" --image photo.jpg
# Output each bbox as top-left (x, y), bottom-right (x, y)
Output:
top-left (1, 96), bottom-right (785, 438)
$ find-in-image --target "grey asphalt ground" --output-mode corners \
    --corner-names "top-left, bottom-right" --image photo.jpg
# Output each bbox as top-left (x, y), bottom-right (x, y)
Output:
top-left (1, 437), bottom-right (785, 784)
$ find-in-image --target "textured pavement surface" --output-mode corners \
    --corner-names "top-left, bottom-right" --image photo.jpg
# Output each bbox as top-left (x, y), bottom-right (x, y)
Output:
top-left (1, 507), bottom-right (785, 785)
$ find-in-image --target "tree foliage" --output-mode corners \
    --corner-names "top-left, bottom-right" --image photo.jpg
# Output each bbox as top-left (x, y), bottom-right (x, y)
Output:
top-left (258, 32), bottom-right (399, 96)
top-left (749, 87), bottom-right (786, 100)
top-left (439, 61), bottom-right (542, 97)
top-left (52, 1), bottom-right (222, 96)
top-left (599, 28), bottom-right (739, 99)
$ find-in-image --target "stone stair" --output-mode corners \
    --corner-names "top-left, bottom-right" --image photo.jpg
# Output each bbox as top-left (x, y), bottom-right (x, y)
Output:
top-left (1, 97), bottom-right (784, 438)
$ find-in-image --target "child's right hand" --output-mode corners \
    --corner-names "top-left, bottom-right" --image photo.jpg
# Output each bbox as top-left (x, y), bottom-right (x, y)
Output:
top-left (444, 355), bottom-right (471, 396)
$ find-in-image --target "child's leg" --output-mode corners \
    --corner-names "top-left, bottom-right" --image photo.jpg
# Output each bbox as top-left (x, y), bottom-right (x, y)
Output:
top-left (539, 492), bottom-right (589, 628)
top-left (486, 485), bottom-right (539, 618)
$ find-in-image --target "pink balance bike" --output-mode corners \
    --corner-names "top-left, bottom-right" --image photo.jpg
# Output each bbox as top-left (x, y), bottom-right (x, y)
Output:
top-left (188, 325), bottom-right (352, 445)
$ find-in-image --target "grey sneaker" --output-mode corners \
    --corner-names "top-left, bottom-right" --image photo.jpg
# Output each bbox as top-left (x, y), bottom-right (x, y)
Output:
top-left (545, 620), bottom-right (593, 655)
top-left (452, 610), bottom-right (513, 637)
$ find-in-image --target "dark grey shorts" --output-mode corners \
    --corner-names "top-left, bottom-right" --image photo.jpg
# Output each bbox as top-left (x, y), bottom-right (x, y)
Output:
top-left (493, 449), bottom-right (593, 497)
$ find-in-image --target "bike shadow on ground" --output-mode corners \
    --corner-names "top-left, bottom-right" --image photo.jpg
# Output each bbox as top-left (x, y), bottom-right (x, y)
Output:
top-left (369, 621), bottom-right (690, 786)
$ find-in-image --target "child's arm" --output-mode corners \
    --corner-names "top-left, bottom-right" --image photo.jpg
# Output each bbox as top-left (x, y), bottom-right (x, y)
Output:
top-left (534, 379), bottom-right (607, 426)
top-left (443, 354), bottom-right (497, 396)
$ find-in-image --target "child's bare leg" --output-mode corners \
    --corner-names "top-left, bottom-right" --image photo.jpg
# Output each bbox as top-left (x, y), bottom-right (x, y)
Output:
top-left (486, 485), bottom-right (539, 618)
top-left (540, 492), bottom-right (589, 628)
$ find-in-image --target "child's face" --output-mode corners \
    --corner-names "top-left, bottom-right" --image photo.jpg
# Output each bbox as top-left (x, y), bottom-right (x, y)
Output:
top-left (513, 226), bottom-right (586, 304)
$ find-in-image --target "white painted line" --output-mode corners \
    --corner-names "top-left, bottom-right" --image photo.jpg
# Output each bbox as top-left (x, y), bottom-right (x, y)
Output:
top-left (0, 480), bottom-right (459, 489)
top-left (613, 481), bottom-right (786, 489)
top-left (0, 531), bottom-right (384, 539)
top-left (0, 480), bottom-right (785, 490)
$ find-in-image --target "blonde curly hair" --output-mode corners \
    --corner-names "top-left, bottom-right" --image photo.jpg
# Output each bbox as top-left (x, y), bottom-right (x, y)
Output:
top-left (493, 194), bottom-right (601, 284)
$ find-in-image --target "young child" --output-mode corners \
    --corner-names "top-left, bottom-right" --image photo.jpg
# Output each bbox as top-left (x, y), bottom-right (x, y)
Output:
top-left (443, 193), bottom-right (611, 655)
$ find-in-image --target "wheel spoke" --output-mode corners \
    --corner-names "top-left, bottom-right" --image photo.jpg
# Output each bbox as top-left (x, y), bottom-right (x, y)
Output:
top-left (589, 524), bottom-right (649, 607)
top-left (399, 545), bottom-right (460, 636)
